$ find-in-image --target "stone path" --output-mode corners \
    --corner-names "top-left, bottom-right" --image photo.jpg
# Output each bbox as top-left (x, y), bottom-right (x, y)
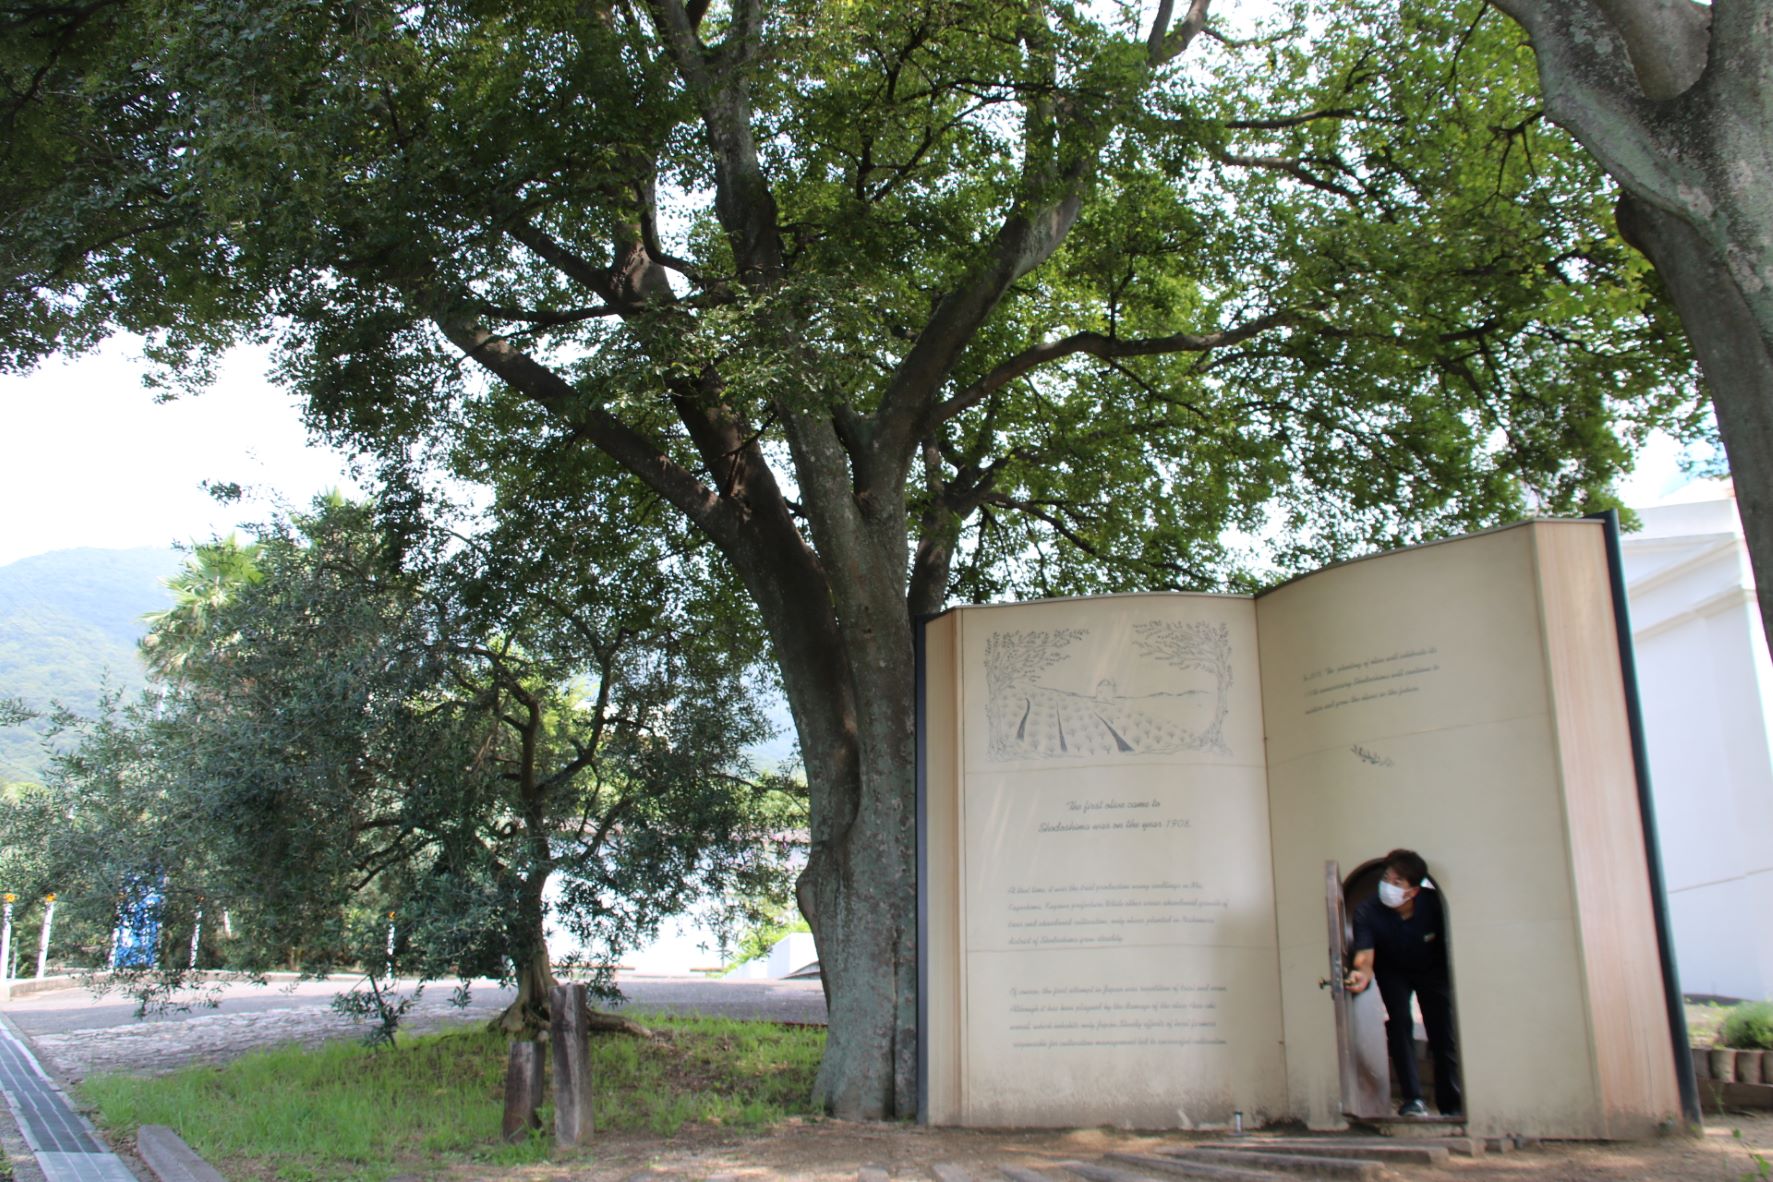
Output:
top-left (27, 987), bottom-right (513, 1082)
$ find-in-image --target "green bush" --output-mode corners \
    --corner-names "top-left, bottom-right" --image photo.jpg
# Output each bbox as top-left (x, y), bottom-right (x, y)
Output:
top-left (1719, 1001), bottom-right (1773, 1050)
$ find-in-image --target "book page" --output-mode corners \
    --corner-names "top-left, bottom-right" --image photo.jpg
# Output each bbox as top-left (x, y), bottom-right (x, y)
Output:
top-left (1254, 522), bottom-right (1605, 1134)
top-left (951, 593), bottom-right (1284, 1127)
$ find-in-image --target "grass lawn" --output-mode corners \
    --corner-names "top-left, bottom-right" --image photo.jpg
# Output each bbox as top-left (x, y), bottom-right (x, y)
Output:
top-left (79, 1012), bottom-right (825, 1182)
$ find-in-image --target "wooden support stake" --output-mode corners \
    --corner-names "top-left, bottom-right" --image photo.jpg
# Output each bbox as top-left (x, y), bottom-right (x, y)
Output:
top-left (501, 1039), bottom-right (544, 1143)
top-left (550, 982), bottom-right (594, 1146)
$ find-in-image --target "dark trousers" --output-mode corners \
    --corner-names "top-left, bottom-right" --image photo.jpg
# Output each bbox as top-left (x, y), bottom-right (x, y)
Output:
top-left (1377, 970), bottom-right (1461, 1115)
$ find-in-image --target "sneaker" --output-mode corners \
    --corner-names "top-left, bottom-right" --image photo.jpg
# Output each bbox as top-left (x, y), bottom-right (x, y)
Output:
top-left (1398, 1099), bottom-right (1429, 1117)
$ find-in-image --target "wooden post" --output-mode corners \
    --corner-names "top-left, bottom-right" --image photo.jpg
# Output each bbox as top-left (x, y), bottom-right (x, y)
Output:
top-left (549, 982), bottom-right (594, 1145)
top-left (501, 1040), bottom-right (545, 1143)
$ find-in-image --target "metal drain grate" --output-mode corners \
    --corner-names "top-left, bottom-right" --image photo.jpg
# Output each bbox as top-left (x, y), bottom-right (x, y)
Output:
top-left (0, 1017), bottom-right (139, 1181)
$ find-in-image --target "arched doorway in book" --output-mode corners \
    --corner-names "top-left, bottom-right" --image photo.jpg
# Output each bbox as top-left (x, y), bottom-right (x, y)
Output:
top-left (1331, 857), bottom-right (1465, 1125)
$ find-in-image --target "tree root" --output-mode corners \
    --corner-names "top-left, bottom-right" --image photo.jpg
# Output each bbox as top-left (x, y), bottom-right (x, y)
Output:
top-left (487, 996), bottom-right (658, 1040)
top-left (585, 1008), bottom-right (658, 1039)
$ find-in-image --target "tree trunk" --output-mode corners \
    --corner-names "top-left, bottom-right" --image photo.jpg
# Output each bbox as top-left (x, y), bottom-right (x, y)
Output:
top-left (492, 875), bottom-right (557, 1037)
top-left (1617, 193), bottom-right (1773, 653)
top-left (746, 497), bottom-right (921, 1120)
top-left (1490, 1), bottom-right (1773, 654)
top-left (796, 668), bottom-right (920, 1120)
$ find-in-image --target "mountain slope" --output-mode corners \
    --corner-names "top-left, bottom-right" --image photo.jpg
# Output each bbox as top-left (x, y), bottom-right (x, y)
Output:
top-left (0, 548), bottom-right (178, 783)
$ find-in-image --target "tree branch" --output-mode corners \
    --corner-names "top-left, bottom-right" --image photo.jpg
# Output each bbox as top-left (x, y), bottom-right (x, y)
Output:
top-left (1485, 1), bottom-right (1700, 216)
top-left (643, 0), bottom-right (784, 284)
top-left (472, 302), bottom-right (626, 327)
top-left (934, 308), bottom-right (1305, 427)
top-left (506, 222), bottom-right (621, 304)
top-left (868, 0), bottom-right (1224, 487)
top-left (1147, 0), bottom-right (1213, 67)
top-left (868, 185), bottom-right (1089, 485)
top-left (1224, 106), bottom-right (1398, 131)
top-left (1210, 149), bottom-right (1363, 202)
top-left (432, 318), bottom-right (737, 546)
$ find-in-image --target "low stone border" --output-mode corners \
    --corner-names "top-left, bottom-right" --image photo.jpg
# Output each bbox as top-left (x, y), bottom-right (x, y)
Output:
top-left (1692, 1045), bottom-right (1772, 1087)
top-left (136, 1127), bottom-right (225, 1182)
top-left (1, 976), bottom-right (109, 1002)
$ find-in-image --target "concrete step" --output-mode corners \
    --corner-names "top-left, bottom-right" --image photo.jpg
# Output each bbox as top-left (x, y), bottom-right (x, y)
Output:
top-left (1000, 1167), bottom-right (1086, 1182)
top-left (1064, 1161), bottom-right (1191, 1182)
top-left (1158, 1147), bottom-right (1389, 1180)
top-left (1001, 1167), bottom-right (1100, 1182)
top-left (1199, 1139), bottom-right (1449, 1166)
top-left (933, 1164), bottom-right (1058, 1182)
top-left (1355, 1118), bottom-right (1465, 1139)
top-left (1353, 1135), bottom-right (1482, 1157)
top-left (1099, 1152), bottom-right (1290, 1181)
top-left (137, 1125), bottom-right (227, 1182)
top-left (1077, 1158), bottom-right (1287, 1182)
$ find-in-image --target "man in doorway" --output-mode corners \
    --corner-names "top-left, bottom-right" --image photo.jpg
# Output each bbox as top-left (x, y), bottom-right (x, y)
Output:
top-left (1346, 848), bottom-right (1462, 1118)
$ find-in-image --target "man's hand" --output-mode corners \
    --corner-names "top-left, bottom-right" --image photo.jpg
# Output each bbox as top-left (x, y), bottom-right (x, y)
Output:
top-left (1345, 948), bottom-right (1375, 994)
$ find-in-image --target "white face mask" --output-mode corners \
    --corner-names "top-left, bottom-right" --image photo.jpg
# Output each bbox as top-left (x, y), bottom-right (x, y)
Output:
top-left (1379, 880), bottom-right (1410, 909)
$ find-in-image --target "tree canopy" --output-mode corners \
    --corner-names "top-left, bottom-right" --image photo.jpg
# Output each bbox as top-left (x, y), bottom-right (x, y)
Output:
top-left (0, 0), bottom-right (1704, 1115)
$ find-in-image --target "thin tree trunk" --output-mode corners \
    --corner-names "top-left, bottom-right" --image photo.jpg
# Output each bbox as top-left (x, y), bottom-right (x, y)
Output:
top-left (1617, 193), bottom-right (1773, 652)
top-left (493, 877), bottom-right (557, 1037)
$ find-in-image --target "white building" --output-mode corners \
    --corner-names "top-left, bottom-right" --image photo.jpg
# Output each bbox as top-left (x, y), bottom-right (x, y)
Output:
top-left (1622, 482), bottom-right (1773, 1001)
top-left (723, 930), bottom-right (818, 980)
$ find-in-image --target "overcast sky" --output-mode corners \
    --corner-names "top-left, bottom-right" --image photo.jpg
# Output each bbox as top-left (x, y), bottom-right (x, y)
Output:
top-left (0, 338), bottom-right (363, 567)
top-left (0, 334), bottom-right (1705, 570)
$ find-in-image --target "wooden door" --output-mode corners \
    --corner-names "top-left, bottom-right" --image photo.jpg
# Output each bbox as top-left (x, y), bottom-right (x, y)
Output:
top-left (1325, 860), bottom-right (1391, 1118)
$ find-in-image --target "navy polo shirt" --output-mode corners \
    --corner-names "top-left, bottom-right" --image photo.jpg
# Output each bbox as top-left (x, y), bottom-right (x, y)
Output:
top-left (1351, 887), bottom-right (1449, 980)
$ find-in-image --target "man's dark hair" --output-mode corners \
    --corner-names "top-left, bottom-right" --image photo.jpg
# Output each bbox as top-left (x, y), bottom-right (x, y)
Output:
top-left (1385, 848), bottom-right (1429, 886)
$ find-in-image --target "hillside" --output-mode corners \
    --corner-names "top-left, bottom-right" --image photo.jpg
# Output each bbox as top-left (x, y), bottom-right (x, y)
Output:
top-left (0, 547), bottom-right (178, 783)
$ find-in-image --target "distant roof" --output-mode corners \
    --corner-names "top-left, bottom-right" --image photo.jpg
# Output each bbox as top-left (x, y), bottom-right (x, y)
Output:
top-left (1639, 476), bottom-right (1734, 509)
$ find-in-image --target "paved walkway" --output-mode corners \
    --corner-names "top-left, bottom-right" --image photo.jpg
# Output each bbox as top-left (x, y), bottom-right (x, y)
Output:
top-left (0, 1012), bottom-right (136, 1182)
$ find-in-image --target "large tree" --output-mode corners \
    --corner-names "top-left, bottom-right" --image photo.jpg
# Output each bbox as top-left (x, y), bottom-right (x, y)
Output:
top-left (1485, 1), bottom-right (1773, 654)
top-left (0, 0), bottom-right (1701, 1114)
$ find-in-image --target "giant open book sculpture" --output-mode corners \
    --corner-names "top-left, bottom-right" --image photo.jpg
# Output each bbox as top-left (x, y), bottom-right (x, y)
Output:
top-left (918, 518), bottom-right (1684, 1139)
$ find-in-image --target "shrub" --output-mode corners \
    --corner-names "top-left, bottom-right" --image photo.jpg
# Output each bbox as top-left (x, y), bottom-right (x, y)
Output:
top-left (1719, 1001), bottom-right (1773, 1050)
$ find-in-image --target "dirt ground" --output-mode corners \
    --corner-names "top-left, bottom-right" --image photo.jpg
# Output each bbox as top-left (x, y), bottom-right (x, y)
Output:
top-left (400, 1111), bottom-right (1773, 1182)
